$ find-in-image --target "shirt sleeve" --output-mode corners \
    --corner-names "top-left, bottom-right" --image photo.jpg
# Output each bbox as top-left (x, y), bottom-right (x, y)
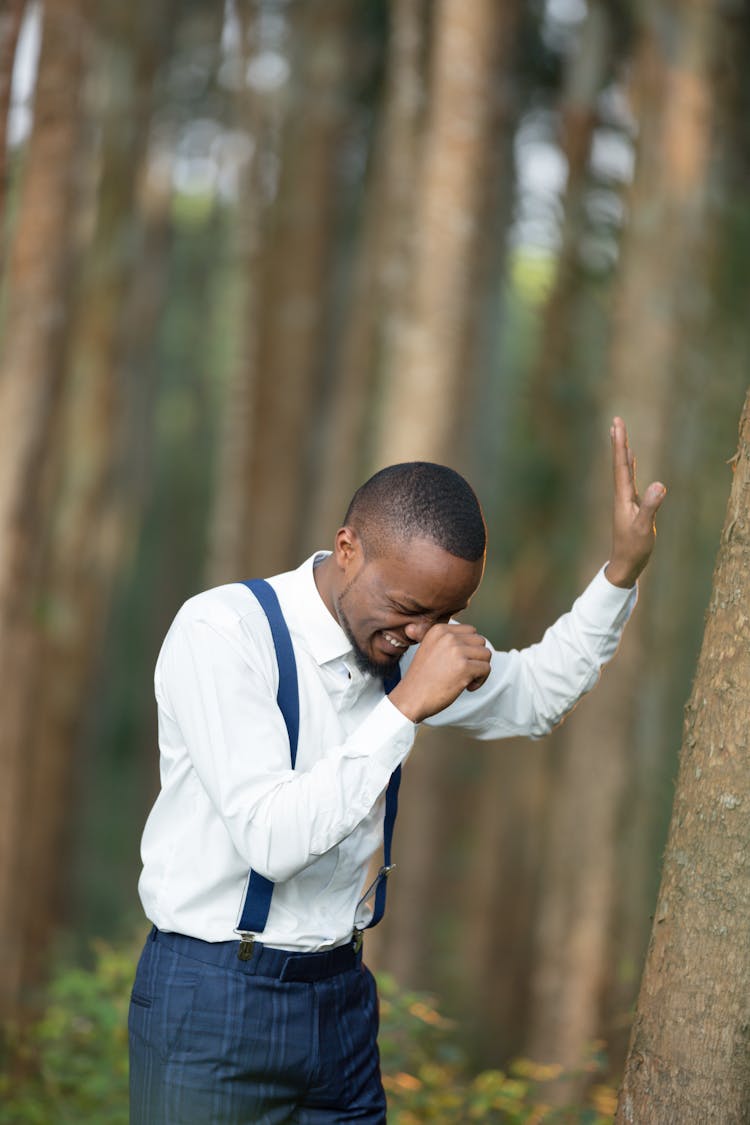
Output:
top-left (420, 565), bottom-right (637, 739)
top-left (154, 611), bottom-right (416, 884)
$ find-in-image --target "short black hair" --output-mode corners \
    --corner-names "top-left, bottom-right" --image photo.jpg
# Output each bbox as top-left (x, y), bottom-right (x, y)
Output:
top-left (343, 462), bottom-right (486, 562)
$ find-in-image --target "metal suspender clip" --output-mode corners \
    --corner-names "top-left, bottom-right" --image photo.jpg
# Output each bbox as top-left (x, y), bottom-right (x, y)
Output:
top-left (238, 933), bottom-right (256, 961)
top-left (357, 863), bottom-right (398, 912)
top-left (352, 928), bottom-right (363, 953)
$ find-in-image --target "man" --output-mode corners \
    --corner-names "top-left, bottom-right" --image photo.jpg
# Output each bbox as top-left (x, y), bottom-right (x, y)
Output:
top-left (129, 417), bottom-right (665, 1123)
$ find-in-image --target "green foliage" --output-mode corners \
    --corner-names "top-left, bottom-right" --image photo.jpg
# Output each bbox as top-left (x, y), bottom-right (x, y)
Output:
top-left (1, 945), bottom-right (616, 1124)
top-left (0, 941), bottom-right (133, 1124)
top-left (377, 973), bottom-right (616, 1124)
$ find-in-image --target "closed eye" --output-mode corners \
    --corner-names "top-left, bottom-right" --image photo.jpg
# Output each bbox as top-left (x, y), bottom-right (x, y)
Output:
top-left (387, 599), bottom-right (423, 616)
top-left (391, 602), bottom-right (467, 622)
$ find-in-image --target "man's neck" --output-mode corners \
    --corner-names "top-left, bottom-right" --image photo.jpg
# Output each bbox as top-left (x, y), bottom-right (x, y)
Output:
top-left (312, 553), bottom-right (338, 622)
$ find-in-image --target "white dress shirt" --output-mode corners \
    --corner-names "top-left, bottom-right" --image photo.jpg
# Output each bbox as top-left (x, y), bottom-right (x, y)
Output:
top-left (138, 553), bottom-right (636, 951)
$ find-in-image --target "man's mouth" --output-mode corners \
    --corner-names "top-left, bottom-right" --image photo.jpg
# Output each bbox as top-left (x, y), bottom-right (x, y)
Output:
top-left (381, 630), bottom-right (408, 650)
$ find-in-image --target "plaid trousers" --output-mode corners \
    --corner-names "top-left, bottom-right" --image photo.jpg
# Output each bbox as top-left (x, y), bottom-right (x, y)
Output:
top-left (128, 928), bottom-right (386, 1124)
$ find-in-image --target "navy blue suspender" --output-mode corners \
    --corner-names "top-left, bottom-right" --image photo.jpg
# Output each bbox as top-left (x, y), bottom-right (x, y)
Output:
top-left (236, 578), bottom-right (401, 947)
top-left (236, 579), bottom-right (300, 936)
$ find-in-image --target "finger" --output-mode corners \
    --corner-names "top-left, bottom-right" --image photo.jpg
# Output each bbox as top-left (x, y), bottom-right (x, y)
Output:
top-left (628, 448), bottom-right (640, 505)
top-left (412, 622), bottom-right (477, 642)
top-left (439, 622), bottom-right (478, 635)
top-left (634, 480), bottom-right (667, 528)
top-left (466, 662), bottom-right (492, 691)
top-left (453, 640), bottom-right (492, 666)
top-left (465, 661), bottom-right (490, 688)
top-left (611, 417), bottom-right (636, 503)
top-left (456, 632), bottom-right (490, 649)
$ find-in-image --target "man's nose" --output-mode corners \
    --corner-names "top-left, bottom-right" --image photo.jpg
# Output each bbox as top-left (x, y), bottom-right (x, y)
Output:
top-left (404, 619), bottom-right (431, 643)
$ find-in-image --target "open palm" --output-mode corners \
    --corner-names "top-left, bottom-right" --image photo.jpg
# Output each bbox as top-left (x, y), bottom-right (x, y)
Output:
top-left (604, 416), bottom-right (666, 589)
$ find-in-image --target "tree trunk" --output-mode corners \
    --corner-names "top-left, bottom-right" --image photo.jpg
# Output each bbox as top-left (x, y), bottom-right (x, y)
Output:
top-left (0, 0), bottom-right (87, 1026)
top-left (458, 1), bottom-right (615, 1063)
top-left (0, 0), bottom-right (25, 260)
top-left (374, 0), bottom-right (508, 466)
top-left (528, 0), bottom-right (614, 575)
top-left (206, 1), bottom-right (270, 585)
top-left (459, 734), bottom-right (550, 1063)
top-left (15, 0), bottom-right (175, 999)
top-left (527, 0), bottom-right (718, 1091)
top-left (304, 0), bottom-right (426, 550)
top-left (531, 0), bottom-right (612, 451)
top-left (616, 386), bottom-right (750, 1123)
top-left (607, 0), bottom-right (750, 1060)
top-left (243, 0), bottom-right (352, 578)
top-left (369, 0), bottom-right (516, 987)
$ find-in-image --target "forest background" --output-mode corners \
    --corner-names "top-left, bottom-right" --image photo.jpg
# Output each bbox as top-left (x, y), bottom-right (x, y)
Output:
top-left (1, 0), bottom-right (749, 1119)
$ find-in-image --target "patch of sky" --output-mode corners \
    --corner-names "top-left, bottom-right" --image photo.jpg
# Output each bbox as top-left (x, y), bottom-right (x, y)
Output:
top-left (542, 0), bottom-right (588, 55)
top-left (7, 1), bottom-right (42, 149)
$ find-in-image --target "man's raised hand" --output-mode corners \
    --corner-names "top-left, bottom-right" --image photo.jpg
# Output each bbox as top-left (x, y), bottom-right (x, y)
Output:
top-left (604, 416), bottom-right (666, 589)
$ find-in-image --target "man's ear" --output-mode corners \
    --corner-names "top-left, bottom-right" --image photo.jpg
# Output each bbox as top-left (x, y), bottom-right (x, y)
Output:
top-left (334, 526), bottom-right (362, 570)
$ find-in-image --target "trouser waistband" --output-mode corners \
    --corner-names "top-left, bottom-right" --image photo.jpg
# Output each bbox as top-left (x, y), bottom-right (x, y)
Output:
top-left (149, 926), bottom-right (362, 982)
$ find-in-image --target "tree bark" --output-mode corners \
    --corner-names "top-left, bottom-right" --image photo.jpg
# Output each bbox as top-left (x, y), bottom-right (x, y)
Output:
top-left (607, 0), bottom-right (750, 1063)
top-left (304, 0), bottom-right (426, 551)
top-left (531, 0), bottom-right (612, 451)
top-left (369, 0), bottom-right (515, 987)
top-left (374, 0), bottom-right (507, 466)
top-left (243, 0), bottom-right (352, 578)
top-left (206, 1), bottom-right (269, 585)
top-left (526, 0), bottom-right (718, 1090)
top-left (15, 0), bottom-right (175, 999)
top-left (458, 1), bottom-right (615, 1063)
top-left (616, 386), bottom-right (750, 1123)
top-left (528, 0), bottom-right (614, 571)
top-left (0, 0), bottom-right (25, 261)
top-left (0, 0), bottom-right (87, 1025)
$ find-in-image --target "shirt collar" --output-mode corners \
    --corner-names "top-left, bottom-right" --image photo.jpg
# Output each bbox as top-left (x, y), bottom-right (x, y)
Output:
top-left (271, 552), bottom-right (353, 667)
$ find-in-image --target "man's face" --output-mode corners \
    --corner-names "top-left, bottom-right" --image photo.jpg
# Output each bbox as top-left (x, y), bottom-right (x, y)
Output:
top-left (334, 535), bottom-right (485, 678)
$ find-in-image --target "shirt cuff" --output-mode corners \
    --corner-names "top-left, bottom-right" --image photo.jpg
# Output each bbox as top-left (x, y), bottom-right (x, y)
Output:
top-left (579, 563), bottom-right (638, 629)
top-left (344, 694), bottom-right (417, 778)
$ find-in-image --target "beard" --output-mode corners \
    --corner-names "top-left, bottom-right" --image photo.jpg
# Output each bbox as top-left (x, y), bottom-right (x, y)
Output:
top-left (336, 586), bottom-right (401, 681)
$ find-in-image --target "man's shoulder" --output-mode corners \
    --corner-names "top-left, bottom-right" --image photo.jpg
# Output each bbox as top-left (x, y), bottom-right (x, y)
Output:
top-left (156, 583), bottom-right (281, 684)
top-left (164, 556), bottom-right (319, 658)
top-left (172, 582), bottom-right (271, 638)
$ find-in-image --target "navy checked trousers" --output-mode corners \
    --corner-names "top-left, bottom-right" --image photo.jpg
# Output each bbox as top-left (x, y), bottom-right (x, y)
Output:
top-left (128, 928), bottom-right (387, 1124)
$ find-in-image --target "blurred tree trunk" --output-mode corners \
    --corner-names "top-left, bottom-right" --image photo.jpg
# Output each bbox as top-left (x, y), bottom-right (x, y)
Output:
top-left (615, 387), bottom-right (750, 1124)
top-left (607, 0), bottom-right (750, 1070)
top-left (534, 0), bottom-right (612, 366)
top-left (0, 0), bottom-right (87, 1026)
top-left (526, 0), bottom-right (720, 1094)
top-left (459, 0), bottom-right (615, 1063)
top-left (304, 0), bottom-right (426, 549)
top-left (375, 0), bottom-right (509, 466)
top-left (207, 1), bottom-right (269, 585)
top-left (241, 0), bottom-right (352, 578)
top-left (68, 0), bottom-right (226, 941)
top-left (0, 0), bottom-right (25, 257)
top-left (16, 1), bottom-right (175, 998)
top-left (530, 0), bottom-right (613, 554)
top-left (370, 0), bottom-right (517, 987)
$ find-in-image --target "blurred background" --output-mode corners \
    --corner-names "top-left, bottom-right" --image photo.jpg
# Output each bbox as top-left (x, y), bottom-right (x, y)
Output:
top-left (1, 0), bottom-right (749, 1111)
